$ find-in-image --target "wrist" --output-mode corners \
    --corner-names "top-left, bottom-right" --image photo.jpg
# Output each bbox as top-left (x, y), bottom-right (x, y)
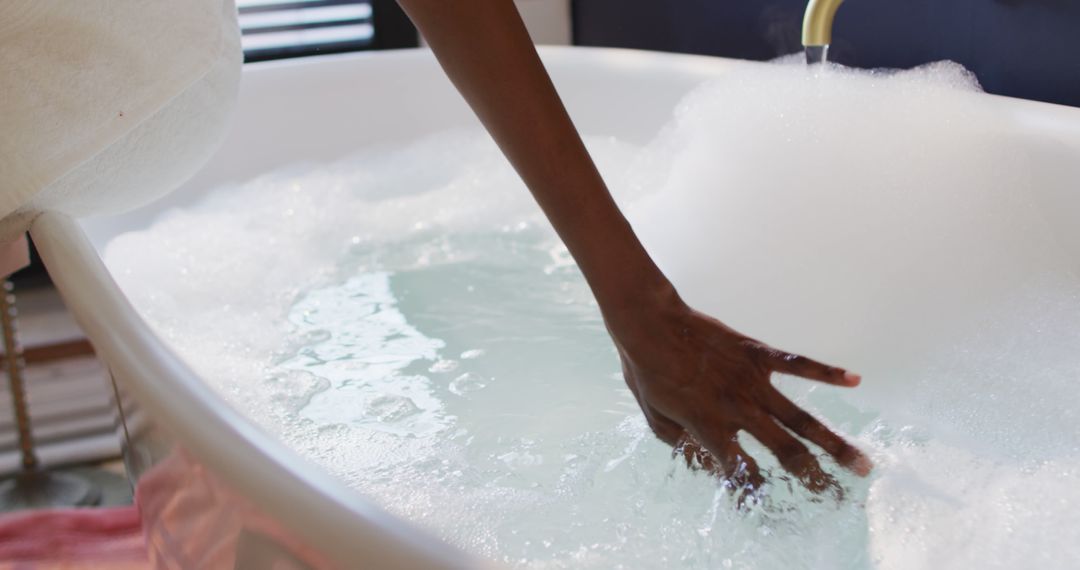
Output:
top-left (597, 276), bottom-right (686, 345)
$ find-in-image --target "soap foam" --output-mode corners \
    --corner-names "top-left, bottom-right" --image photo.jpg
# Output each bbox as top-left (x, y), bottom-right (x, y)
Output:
top-left (105, 60), bottom-right (1080, 569)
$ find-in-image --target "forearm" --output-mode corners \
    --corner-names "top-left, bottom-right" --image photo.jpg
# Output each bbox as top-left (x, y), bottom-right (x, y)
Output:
top-left (396, 0), bottom-right (675, 327)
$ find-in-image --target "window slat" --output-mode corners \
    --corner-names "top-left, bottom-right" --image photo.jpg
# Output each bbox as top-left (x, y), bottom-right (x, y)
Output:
top-left (239, 4), bottom-right (371, 32)
top-left (242, 23), bottom-right (374, 53)
top-left (241, 0), bottom-right (374, 60)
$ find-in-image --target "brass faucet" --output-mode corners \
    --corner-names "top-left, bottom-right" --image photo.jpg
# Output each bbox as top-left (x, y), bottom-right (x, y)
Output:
top-left (802, 0), bottom-right (844, 62)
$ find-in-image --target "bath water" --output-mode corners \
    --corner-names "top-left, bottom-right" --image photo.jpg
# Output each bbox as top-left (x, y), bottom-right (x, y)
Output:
top-left (105, 60), bottom-right (1080, 569)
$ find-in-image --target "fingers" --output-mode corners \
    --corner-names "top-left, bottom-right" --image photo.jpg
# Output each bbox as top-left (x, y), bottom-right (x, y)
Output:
top-left (701, 433), bottom-right (765, 508)
top-left (624, 363), bottom-right (717, 474)
top-left (641, 408), bottom-right (725, 478)
top-left (764, 349), bottom-right (860, 387)
top-left (692, 425), bottom-right (764, 491)
top-left (764, 389), bottom-right (873, 476)
top-left (672, 432), bottom-right (720, 474)
top-left (715, 437), bottom-right (764, 492)
top-left (744, 413), bottom-right (839, 493)
top-left (642, 409), bottom-right (728, 479)
top-left (644, 404), bottom-right (764, 495)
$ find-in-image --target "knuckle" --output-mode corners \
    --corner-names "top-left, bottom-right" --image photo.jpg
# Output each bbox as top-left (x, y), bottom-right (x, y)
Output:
top-left (784, 353), bottom-right (806, 366)
top-left (789, 410), bottom-right (819, 434)
top-left (736, 402), bottom-right (767, 424)
top-left (742, 340), bottom-right (774, 362)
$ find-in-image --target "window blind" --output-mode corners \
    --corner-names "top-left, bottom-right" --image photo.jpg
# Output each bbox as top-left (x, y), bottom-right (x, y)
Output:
top-left (239, 0), bottom-right (376, 61)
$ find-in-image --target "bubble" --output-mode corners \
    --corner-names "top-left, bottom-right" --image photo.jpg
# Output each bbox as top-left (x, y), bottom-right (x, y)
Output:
top-left (448, 373), bottom-right (487, 396)
top-left (366, 394), bottom-right (422, 422)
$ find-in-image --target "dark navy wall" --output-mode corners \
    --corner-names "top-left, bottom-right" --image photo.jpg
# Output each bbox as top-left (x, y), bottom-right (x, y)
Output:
top-left (572, 0), bottom-right (1080, 108)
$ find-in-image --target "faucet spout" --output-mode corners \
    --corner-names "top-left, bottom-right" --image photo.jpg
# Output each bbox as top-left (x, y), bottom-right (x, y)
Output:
top-left (802, 0), bottom-right (845, 47)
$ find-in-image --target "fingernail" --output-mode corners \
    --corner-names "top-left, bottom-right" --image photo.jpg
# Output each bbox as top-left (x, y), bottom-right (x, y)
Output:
top-left (852, 454), bottom-right (873, 477)
top-left (843, 371), bottom-right (862, 386)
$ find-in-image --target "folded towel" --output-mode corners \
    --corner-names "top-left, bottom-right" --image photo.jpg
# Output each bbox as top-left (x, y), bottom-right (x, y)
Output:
top-left (0, 505), bottom-right (148, 569)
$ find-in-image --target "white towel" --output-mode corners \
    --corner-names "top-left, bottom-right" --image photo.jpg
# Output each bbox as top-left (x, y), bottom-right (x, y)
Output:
top-left (0, 1), bottom-right (241, 243)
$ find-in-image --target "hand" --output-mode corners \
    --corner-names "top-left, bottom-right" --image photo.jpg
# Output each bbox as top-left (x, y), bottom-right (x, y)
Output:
top-left (610, 288), bottom-right (872, 495)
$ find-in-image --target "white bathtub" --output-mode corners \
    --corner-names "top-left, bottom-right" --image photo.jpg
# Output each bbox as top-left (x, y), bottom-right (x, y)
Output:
top-left (27, 47), bottom-right (1080, 568)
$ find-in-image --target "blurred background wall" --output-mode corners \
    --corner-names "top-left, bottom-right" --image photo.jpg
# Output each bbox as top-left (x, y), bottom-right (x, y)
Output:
top-left (572, 0), bottom-right (1080, 108)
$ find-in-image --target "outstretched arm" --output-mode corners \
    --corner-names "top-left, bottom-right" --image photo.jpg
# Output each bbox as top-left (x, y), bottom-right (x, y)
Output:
top-left (395, 0), bottom-right (871, 491)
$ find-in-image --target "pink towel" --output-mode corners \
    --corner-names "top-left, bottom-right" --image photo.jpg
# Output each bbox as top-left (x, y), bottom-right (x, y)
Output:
top-left (136, 450), bottom-right (339, 570)
top-left (0, 449), bottom-right (339, 569)
top-left (0, 505), bottom-right (148, 569)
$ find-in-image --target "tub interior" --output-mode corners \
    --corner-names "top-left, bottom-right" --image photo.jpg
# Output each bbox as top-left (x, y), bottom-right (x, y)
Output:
top-left (77, 48), bottom-right (1080, 569)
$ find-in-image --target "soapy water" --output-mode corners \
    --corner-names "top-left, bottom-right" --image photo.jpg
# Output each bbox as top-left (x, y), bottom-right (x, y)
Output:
top-left (104, 60), bottom-right (1080, 568)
